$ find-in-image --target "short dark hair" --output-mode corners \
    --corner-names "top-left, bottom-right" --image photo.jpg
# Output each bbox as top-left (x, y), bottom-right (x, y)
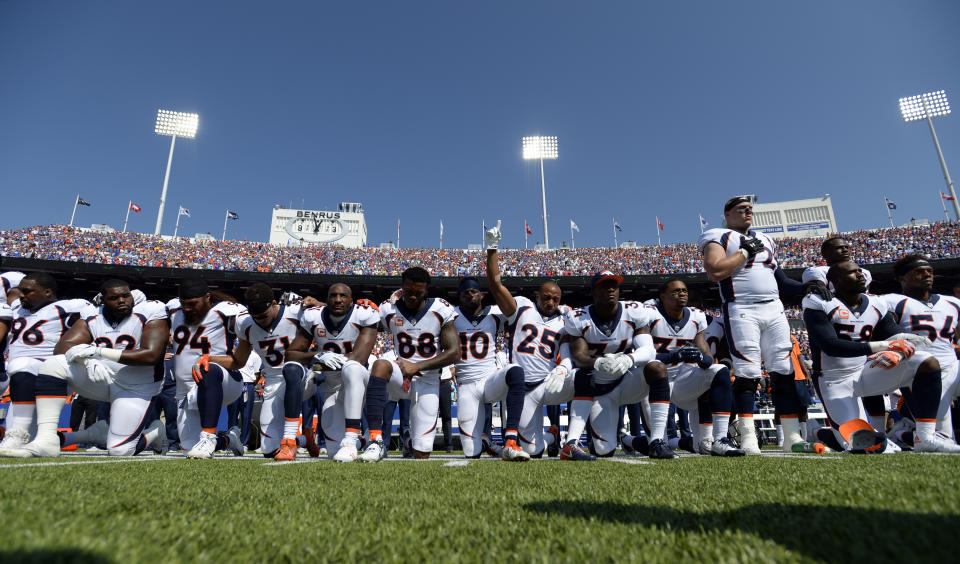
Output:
top-left (659, 278), bottom-right (686, 295)
top-left (893, 254), bottom-right (931, 278)
top-left (402, 267), bottom-right (431, 286)
top-left (99, 279), bottom-right (130, 295)
top-left (22, 272), bottom-right (57, 294)
top-left (179, 279), bottom-right (210, 300)
top-left (820, 236), bottom-right (845, 255)
top-left (244, 282), bottom-right (275, 304)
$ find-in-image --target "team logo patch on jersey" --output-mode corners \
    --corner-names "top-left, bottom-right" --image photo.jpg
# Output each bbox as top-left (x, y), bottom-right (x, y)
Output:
top-left (394, 318), bottom-right (404, 327)
top-left (316, 329), bottom-right (326, 338)
top-left (838, 309), bottom-right (850, 319)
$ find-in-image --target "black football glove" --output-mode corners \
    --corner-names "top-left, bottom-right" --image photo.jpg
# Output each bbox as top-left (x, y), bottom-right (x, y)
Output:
top-left (739, 236), bottom-right (765, 257)
top-left (802, 280), bottom-right (833, 301)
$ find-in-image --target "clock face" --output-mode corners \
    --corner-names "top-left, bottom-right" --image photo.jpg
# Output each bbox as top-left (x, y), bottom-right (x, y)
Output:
top-left (284, 216), bottom-right (347, 244)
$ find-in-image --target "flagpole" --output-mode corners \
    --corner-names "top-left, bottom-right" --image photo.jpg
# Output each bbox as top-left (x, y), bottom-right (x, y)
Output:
top-left (656, 217), bottom-right (661, 246)
top-left (699, 214), bottom-right (705, 234)
top-left (481, 220), bottom-right (486, 251)
top-left (69, 194), bottom-right (79, 227)
top-left (884, 196), bottom-right (894, 228)
top-left (174, 207), bottom-right (181, 238)
top-left (123, 201), bottom-right (132, 233)
top-left (524, 219), bottom-right (528, 250)
top-left (440, 221), bottom-right (443, 250)
top-left (570, 223), bottom-right (575, 250)
top-left (222, 210), bottom-right (230, 241)
top-left (397, 218), bottom-right (400, 248)
top-left (612, 217), bottom-right (618, 248)
top-left (941, 194), bottom-right (951, 222)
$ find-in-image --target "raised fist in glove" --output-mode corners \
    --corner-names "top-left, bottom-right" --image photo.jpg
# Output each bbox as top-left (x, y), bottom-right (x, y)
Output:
top-left (65, 343), bottom-right (100, 364)
top-left (279, 291), bottom-right (302, 305)
top-left (802, 280), bottom-right (833, 301)
top-left (739, 236), bottom-right (765, 258)
top-left (868, 351), bottom-right (903, 370)
top-left (544, 365), bottom-right (568, 394)
top-left (484, 220), bottom-right (502, 250)
top-left (191, 354), bottom-right (210, 383)
top-left (315, 351), bottom-right (348, 370)
top-left (85, 359), bottom-right (113, 385)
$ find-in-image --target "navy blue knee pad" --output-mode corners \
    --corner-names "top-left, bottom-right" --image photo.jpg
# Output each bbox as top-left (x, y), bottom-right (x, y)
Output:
top-left (9, 372), bottom-right (36, 402)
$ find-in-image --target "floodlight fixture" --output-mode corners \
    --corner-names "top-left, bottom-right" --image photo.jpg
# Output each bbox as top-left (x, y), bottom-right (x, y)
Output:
top-left (522, 136), bottom-right (558, 160)
top-left (522, 135), bottom-right (559, 249)
top-left (898, 91), bottom-right (958, 219)
top-left (899, 90), bottom-right (951, 123)
top-left (153, 109), bottom-right (199, 235)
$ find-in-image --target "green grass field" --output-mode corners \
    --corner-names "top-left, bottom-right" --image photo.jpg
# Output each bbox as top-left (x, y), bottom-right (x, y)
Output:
top-left (1, 451), bottom-right (958, 563)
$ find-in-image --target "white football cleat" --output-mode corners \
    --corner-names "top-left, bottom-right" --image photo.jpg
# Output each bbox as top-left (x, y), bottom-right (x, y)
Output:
top-left (697, 438), bottom-right (714, 455)
top-left (358, 438), bottom-right (386, 462)
top-left (333, 444), bottom-right (358, 462)
top-left (881, 438), bottom-right (902, 454)
top-left (710, 437), bottom-right (745, 457)
top-left (500, 439), bottom-right (530, 462)
top-left (735, 418), bottom-right (762, 455)
top-left (0, 428), bottom-right (31, 457)
top-left (186, 431), bottom-right (218, 459)
top-left (225, 426), bottom-right (245, 456)
top-left (6, 435), bottom-right (61, 458)
top-left (914, 433), bottom-right (960, 454)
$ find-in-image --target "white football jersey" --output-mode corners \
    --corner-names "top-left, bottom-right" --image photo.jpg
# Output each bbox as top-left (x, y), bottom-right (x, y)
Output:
top-left (237, 304), bottom-right (304, 378)
top-left (299, 302), bottom-right (381, 360)
top-left (1, 272), bottom-right (25, 304)
top-left (86, 299), bottom-right (168, 383)
top-left (454, 305), bottom-right (506, 384)
top-left (647, 304), bottom-right (709, 377)
top-left (703, 315), bottom-right (725, 358)
top-left (698, 228), bottom-right (779, 303)
top-left (802, 265), bottom-right (873, 292)
top-left (564, 301), bottom-right (651, 357)
top-left (170, 301), bottom-right (247, 386)
top-left (882, 293), bottom-right (960, 369)
top-left (803, 293), bottom-right (887, 376)
top-left (506, 296), bottom-right (567, 384)
top-left (7, 299), bottom-right (96, 362)
top-left (380, 298), bottom-right (458, 376)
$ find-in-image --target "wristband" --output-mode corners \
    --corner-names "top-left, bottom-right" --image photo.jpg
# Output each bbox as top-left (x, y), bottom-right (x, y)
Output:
top-left (98, 348), bottom-right (123, 362)
top-left (739, 249), bottom-right (749, 260)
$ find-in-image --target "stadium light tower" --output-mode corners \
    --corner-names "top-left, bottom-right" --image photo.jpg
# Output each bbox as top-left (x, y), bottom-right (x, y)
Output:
top-left (522, 135), bottom-right (558, 249)
top-left (153, 110), bottom-right (198, 235)
top-left (899, 91), bottom-right (959, 219)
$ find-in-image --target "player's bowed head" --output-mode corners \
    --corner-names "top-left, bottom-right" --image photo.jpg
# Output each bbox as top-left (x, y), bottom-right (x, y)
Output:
top-left (245, 282), bottom-right (279, 329)
top-left (179, 279), bottom-right (213, 325)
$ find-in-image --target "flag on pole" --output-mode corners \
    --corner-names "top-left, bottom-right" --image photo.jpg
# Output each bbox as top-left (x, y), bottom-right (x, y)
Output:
top-left (942, 192), bottom-right (956, 201)
top-left (77, 198), bottom-right (92, 207)
top-left (129, 202), bottom-right (141, 213)
top-left (570, 220), bottom-right (579, 232)
top-left (525, 222), bottom-right (533, 235)
top-left (440, 220), bottom-right (443, 238)
top-left (179, 207), bottom-right (191, 217)
top-left (886, 199), bottom-right (897, 210)
top-left (227, 210), bottom-right (239, 220)
top-left (613, 220), bottom-right (622, 232)
top-left (699, 214), bottom-right (708, 228)
top-left (656, 217), bottom-right (664, 231)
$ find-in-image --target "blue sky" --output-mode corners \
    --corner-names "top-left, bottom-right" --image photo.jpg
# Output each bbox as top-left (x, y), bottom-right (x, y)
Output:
top-left (1, 1), bottom-right (959, 249)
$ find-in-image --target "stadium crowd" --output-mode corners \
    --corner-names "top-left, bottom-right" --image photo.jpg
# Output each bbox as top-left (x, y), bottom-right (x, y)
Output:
top-left (2, 222), bottom-right (959, 276)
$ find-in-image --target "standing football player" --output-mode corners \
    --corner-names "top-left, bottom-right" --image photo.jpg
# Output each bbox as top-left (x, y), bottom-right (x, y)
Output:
top-left (0, 273), bottom-right (95, 455)
top-left (485, 221), bottom-right (570, 458)
top-left (287, 283), bottom-right (379, 462)
top-left (9, 279), bottom-right (171, 457)
top-left (168, 279), bottom-right (245, 459)
top-left (803, 261), bottom-right (957, 452)
top-left (451, 277), bottom-right (529, 461)
top-left (802, 237), bottom-right (873, 291)
top-left (359, 268), bottom-right (459, 461)
top-left (698, 196), bottom-right (826, 453)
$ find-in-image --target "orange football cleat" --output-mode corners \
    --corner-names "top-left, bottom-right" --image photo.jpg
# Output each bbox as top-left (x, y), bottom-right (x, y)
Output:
top-left (274, 438), bottom-right (298, 461)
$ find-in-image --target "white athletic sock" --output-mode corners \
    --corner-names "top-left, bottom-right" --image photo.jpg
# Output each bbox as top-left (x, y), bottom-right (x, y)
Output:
top-left (916, 420), bottom-right (936, 442)
top-left (776, 424), bottom-right (784, 447)
top-left (283, 418), bottom-right (300, 440)
top-left (711, 415), bottom-right (729, 441)
top-left (648, 402), bottom-right (670, 441)
top-left (34, 396), bottom-right (66, 443)
top-left (142, 421), bottom-right (162, 448)
top-left (564, 399), bottom-right (591, 444)
top-left (780, 417), bottom-right (804, 448)
top-left (7, 403), bottom-right (36, 432)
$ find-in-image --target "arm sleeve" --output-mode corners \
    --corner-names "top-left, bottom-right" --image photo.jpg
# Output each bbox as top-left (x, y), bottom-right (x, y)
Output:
top-left (629, 334), bottom-right (655, 365)
top-left (802, 309), bottom-right (873, 358)
top-left (871, 312), bottom-right (902, 341)
top-left (774, 267), bottom-right (804, 299)
top-left (555, 343), bottom-right (574, 371)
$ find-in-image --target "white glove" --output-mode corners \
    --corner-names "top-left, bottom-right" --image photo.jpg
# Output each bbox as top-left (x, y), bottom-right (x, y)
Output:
top-left (280, 291), bottom-right (302, 305)
top-left (65, 344), bottom-right (100, 364)
top-left (315, 351), bottom-right (348, 370)
top-left (593, 354), bottom-right (616, 374)
top-left (606, 353), bottom-right (634, 378)
top-left (887, 333), bottom-right (933, 348)
top-left (84, 359), bottom-right (113, 385)
top-left (544, 365), bottom-right (568, 394)
top-left (484, 220), bottom-right (502, 249)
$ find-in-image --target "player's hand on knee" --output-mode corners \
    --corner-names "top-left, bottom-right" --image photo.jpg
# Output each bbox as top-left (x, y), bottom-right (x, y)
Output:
top-left (606, 353), bottom-right (634, 377)
top-left (739, 236), bottom-right (765, 257)
top-left (191, 354), bottom-right (210, 382)
top-left (84, 359), bottom-right (113, 384)
top-left (677, 346), bottom-right (703, 364)
top-left (484, 220), bottom-right (502, 249)
top-left (868, 351), bottom-right (903, 369)
top-left (65, 343), bottom-right (100, 364)
top-left (886, 339), bottom-right (917, 358)
top-left (315, 351), bottom-right (347, 370)
top-left (544, 365), bottom-right (568, 394)
top-left (801, 280), bottom-right (832, 301)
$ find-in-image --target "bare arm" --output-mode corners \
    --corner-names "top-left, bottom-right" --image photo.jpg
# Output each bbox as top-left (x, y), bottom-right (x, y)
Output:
top-left (486, 249), bottom-right (517, 318)
top-left (210, 338), bottom-right (252, 371)
top-left (284, 329), bottom-right (315, 364)
top-left (399, 322), bottom-right (461, 376)
top-left (347, 326), bottom-right (378, 364)
top-left (569, 337), bottom-right (596, 369)
top-left (54, 319), bottom-right (94, 354)
top-left (118, 319), bottom-right (171, 366)
top-left (703, 242), bottom-right (747, 283)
